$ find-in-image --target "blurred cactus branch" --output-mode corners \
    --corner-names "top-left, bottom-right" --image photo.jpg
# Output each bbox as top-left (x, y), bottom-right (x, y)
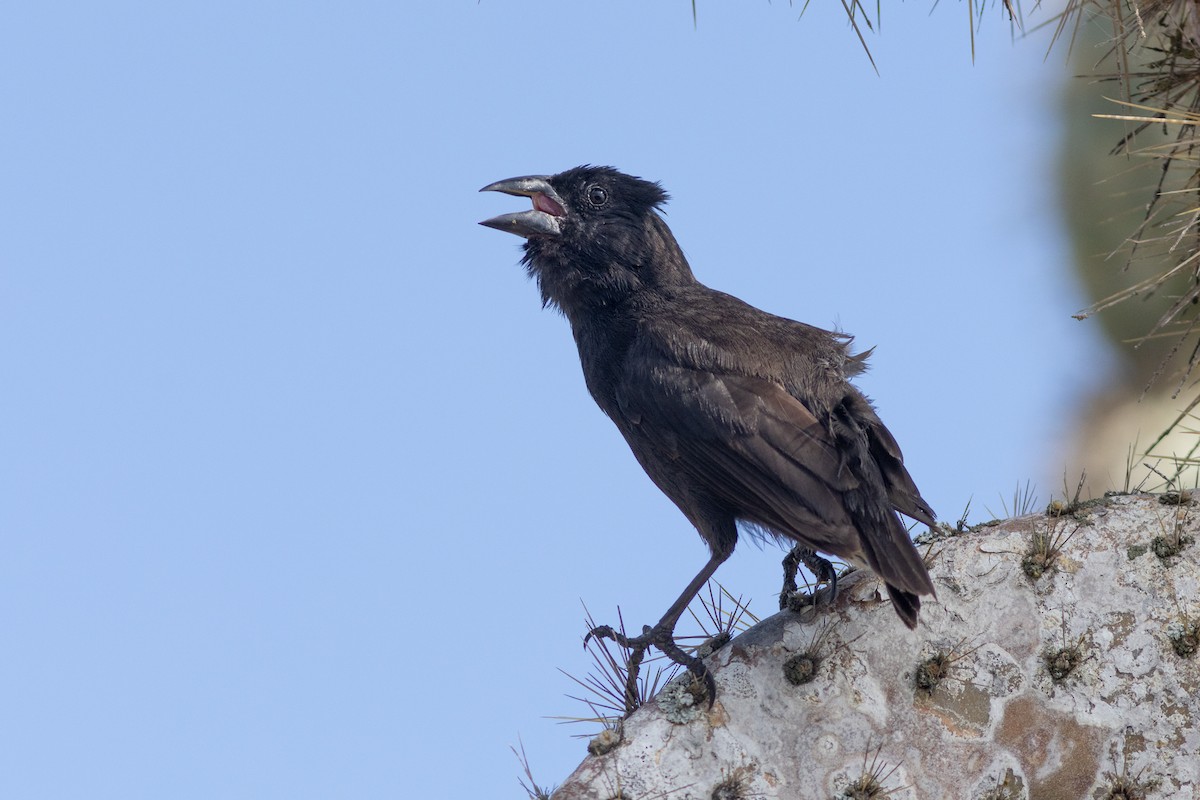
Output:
top-left (1058, 2), bottom-right (1200, 446)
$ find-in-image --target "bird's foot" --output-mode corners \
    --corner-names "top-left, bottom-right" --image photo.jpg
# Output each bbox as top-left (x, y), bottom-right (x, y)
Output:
top-left (779, 546), bottom-right (840, 613)
top-left (584, 622), bottom-right (716, 710)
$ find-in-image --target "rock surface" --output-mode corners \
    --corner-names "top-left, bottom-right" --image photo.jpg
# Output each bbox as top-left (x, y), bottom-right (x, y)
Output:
top-left (552, 493), bottom-right (1200, 799)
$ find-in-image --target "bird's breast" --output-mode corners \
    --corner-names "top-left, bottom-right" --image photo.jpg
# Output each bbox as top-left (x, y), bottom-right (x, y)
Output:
top-left (570, 316), bottom-right (636, 410)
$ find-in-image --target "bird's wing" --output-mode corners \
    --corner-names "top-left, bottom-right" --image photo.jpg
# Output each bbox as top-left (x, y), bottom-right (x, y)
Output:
top-left (614, 357), bottom-right (861, 555)
top-left (845, 393), bottom-right (937, 527)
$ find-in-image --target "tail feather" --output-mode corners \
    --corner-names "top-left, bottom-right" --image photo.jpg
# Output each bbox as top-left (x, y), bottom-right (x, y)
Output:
top-left (856, 508), bottom-right (936, 628)
top-left (857, 509), bottom-right (936, 597)
top-left (886, 583), bottom-right (921, 629)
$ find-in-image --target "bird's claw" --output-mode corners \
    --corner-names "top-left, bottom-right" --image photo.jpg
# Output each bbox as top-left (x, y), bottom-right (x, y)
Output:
top-left (582, 624), bottom-right (615, 649)
top-left (779, 546), bottom-right (840, 614)
top-left (584, 622), bottom-right (717, 711)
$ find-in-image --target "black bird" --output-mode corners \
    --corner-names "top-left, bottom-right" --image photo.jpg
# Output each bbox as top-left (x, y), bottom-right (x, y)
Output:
top-left (480, 166), bottom-right (936, 700)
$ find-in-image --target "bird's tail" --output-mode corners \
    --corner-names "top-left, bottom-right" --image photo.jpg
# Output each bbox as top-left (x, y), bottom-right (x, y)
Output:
top-left (856, 507), bottom-right (936, 626)
top-left (885, 583), bottom-right (921, 629)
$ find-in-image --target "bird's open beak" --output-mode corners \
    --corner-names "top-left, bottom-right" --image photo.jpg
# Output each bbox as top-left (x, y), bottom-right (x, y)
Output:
top-left (479, 175), bottom-right (566, 238)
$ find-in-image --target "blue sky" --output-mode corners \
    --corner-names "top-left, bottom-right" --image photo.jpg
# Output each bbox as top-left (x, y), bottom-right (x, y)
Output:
top-left (2, 3), bottom-right (1110, 798)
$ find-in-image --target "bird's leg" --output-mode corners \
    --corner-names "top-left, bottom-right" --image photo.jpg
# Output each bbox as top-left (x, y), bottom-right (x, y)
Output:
top-left (585, 551), bottom-right (729, 708)
top-left (779, 545), bottom-right (839, 611)
top-left (779, 547), bottom-right (802, 609)
top-left (621, 636), bottom-right (648, 714)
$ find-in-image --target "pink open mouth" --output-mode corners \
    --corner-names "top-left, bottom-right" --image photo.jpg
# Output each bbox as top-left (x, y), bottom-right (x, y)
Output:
top-left (533, 192), bottom-right (565, 217)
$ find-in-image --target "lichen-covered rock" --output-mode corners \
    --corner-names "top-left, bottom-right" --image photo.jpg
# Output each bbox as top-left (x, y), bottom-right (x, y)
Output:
top-left (551, 493), bottom-right (1200, 799)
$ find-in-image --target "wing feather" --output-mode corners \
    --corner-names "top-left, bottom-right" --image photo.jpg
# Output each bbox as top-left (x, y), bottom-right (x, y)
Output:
top-left (615, 362), bottom-right (864, 558)
top-left (614, 344), bottom-right (936, 608)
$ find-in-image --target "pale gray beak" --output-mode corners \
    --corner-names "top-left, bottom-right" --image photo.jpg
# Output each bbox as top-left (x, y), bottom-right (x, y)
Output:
top-left (479, 175), bottom-right (567, 238)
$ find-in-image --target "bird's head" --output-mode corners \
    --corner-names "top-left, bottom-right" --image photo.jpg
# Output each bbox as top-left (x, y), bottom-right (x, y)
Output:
top-left (480, 166), bottom-right (692, 313)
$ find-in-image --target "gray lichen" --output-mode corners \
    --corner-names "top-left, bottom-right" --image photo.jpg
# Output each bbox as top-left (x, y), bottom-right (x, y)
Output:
top-left (657, 673), bottom-right (707, 724)
top-left (1151, 531), bottom-right (1194, 560)
top-left (1166, 619), bottom-right (1200, 659)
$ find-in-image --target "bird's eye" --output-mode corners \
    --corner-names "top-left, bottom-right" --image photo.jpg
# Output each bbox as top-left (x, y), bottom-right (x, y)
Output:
top-left (587, 185), bottom-right (608, 207)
